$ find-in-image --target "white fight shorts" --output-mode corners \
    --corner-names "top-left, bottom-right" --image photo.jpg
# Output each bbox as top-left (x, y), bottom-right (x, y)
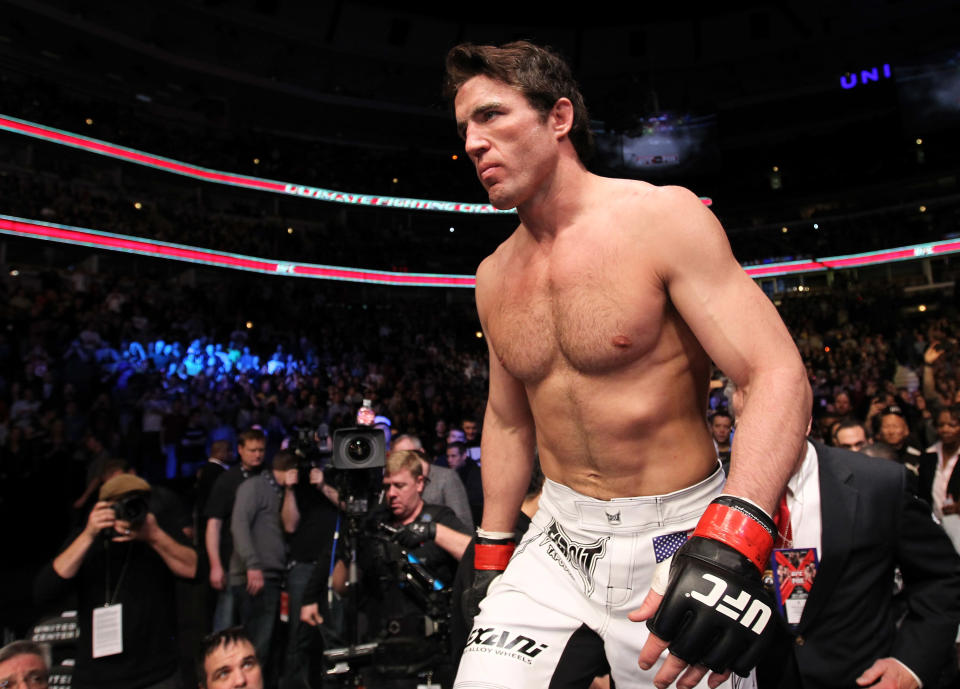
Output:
top-left (455, 467), bottom-right (756, 689)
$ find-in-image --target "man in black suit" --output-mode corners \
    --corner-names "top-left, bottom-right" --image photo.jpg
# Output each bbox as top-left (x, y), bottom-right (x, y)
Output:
top-left (757, 439), bottom-right (960, 689)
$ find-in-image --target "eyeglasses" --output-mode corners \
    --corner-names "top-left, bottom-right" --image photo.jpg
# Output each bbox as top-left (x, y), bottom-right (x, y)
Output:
top-left (0, 672), bottom-right (49, 689)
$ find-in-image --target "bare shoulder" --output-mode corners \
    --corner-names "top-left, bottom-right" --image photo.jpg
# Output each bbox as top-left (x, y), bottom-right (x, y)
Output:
top-left (630, 182), bottom-right (725, 246)
top-left (600, 180), bottom-right (709, 223)
top-left (475, 227), bottom-right (520, 322)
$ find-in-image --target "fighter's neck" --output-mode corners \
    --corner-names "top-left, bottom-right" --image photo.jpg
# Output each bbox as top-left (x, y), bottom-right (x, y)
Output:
top-left (517, 160), bottom-right (596, 240)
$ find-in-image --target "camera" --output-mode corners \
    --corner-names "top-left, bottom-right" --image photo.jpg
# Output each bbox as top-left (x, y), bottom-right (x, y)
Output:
top-left (291, 423), bottom-right (331, 470)
top-left (329, 427), bottom-right (387, 517)
top-left (101, 491), bottom-right (150, 538)
top-left (112, 491), bottom-right (149, 527)
top-left (332, 427), bottom-right (386, 470)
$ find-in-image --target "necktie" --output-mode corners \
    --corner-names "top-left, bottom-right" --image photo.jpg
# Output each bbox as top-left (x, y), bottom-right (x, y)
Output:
top-left (773, 492), bottom-right (793, 549)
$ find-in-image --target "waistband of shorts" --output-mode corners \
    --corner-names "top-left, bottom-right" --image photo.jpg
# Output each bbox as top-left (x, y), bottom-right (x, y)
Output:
top-left (539, 463), bottom-right (725, 531)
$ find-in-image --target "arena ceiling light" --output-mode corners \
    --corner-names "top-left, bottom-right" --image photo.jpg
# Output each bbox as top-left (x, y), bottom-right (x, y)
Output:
top-left (0, 114), bottom-right (714, 213)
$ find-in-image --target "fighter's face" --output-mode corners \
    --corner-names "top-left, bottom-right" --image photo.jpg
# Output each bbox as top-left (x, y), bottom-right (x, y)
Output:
top-left (710, 417), bottom-right (732, 444)
top-left (383, 469), bottom-right (424, 522)
top-left (203, 639), bottom-right (263, 689)
top-left (237, 439), bottom-right (266, 471)
top-left (455, 75), bottom-right (557, 210)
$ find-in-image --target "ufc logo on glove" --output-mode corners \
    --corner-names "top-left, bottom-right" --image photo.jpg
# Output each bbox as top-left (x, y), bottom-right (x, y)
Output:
top-left (688, 573), bottom-right (772, 634)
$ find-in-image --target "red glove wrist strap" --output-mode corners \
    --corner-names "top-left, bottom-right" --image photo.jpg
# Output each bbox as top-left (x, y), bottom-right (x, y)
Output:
top-left (693, 503), bottom-right (774, 572)
top-left (474, 542), bottom-right (515, 570)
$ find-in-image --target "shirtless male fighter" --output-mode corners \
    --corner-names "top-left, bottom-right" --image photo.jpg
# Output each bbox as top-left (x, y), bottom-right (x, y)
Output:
top-left (445, 42), bottom-right (811, 689)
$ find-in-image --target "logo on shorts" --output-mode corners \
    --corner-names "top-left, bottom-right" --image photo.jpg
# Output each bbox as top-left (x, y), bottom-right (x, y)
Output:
top-left (464, 627), bottom-right (549, 665)
top-left (540, 520), bottom-right (608, 595)
top-left (605, 510), bottom-right (621, 524)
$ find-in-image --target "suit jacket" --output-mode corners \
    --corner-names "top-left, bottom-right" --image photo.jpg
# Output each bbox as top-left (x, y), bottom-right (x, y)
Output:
top-left (422, 463), bottom-right (474, 529)
top-left (757, 441), bottom-right (960, 689)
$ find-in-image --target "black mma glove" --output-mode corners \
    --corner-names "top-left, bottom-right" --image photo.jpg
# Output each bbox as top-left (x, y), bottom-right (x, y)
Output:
top-left (647, 495), bottom-right (778, 677)
top-left (461, 532), bottom-right (515, 623)
top-left (396, 521), bottom-right (436, 549)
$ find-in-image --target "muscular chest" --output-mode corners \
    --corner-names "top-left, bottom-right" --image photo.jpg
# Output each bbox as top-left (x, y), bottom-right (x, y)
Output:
top-left (488, 250), bottom-right (667, 382)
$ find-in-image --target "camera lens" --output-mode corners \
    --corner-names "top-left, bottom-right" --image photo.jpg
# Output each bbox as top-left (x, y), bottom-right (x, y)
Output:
top-left (346, 437), bottom-right (372, 463)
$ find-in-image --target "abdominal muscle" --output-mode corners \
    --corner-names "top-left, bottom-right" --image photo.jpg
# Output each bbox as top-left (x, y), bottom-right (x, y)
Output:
top-left (526, 349), bottom-right (719, 501)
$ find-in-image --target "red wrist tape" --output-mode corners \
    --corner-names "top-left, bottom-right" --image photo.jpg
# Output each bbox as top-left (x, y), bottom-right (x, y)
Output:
top-left (692, 503), bottom-right (774, 572)
top-left (474, 542), bottom-right (515, 571)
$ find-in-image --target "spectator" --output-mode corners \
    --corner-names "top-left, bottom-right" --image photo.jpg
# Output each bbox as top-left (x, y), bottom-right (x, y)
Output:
top-left (445, 441), bottom-right (483, 527)
top-left (197, 627), bottom-right (263, 689)
top-left (0, 640), bottom-right (49, 689)
top-left (709, 410), bottom-right (733, 472)
top-left (205, 429), bottom-right (266, 631)
top-left (229, 450), bottom-right (299, 678)
top-left (831, 418), bottom-right (869, 453)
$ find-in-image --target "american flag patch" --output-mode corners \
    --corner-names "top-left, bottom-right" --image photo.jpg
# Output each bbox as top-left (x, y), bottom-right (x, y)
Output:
top-left (652, 530), bottom-right (689, 563)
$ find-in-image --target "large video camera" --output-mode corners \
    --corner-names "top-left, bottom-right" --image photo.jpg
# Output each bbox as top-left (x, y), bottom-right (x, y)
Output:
top-left (319, 427), bottom-right (454, 686)
top-left (328, 426), bottom-right (386, 515)
top-left (323, 524), bottom-right (453, 685)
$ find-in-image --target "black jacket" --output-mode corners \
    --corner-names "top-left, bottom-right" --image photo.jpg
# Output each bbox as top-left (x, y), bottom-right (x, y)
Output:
top-left (757, 441), bottom-right (960, 689)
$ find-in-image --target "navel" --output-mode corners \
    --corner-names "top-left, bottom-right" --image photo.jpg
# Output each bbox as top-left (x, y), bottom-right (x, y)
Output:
top-left (612, 335), bottom-right (632, 348)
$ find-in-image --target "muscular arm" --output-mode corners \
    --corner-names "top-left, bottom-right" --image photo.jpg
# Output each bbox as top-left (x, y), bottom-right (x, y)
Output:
top-left (476, 259), bottom-right (537, 533)
top-left (657, 187), bottom-right (811, 514)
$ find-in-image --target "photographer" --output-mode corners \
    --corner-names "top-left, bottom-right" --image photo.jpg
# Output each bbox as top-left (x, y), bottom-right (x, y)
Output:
top-left (34, 473), bottom-right (197, 689)
top-left (300, 450), bottom-right (470, 686)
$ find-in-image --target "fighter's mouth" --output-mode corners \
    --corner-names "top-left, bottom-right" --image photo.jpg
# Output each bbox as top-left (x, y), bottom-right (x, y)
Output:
top-left (478, 164), bottom-right (500, 181)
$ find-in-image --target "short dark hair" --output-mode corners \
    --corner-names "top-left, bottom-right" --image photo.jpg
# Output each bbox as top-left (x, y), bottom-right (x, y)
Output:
top-left (238, 428), bottom-right (266, 447)
top-left (101, 457), bottom-right (131, 479)
top-left (444, 40), bottom-right (594, 161)
top-left (937, 405), bottom-right (960, 424)
top-left (272, 450), bottom-right (297, 472)
top-left (447, 441), bottom-right (467, 456)
top-left (711, 410), bottom-right (733, 423)
top-left (0, 640), bottom-right (46, 667)
top-left (197, 627), bottom-right (256, 688)
top-left (832, 417), bottom-right (868, 443)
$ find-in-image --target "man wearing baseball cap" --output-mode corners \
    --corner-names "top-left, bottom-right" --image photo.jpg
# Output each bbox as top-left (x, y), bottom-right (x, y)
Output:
top-left (35, 472), bottom-right (197, 689)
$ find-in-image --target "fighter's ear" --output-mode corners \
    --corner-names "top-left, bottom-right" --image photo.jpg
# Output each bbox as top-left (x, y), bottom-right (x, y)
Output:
top-left (550, 97), bottom-right (574, 140)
